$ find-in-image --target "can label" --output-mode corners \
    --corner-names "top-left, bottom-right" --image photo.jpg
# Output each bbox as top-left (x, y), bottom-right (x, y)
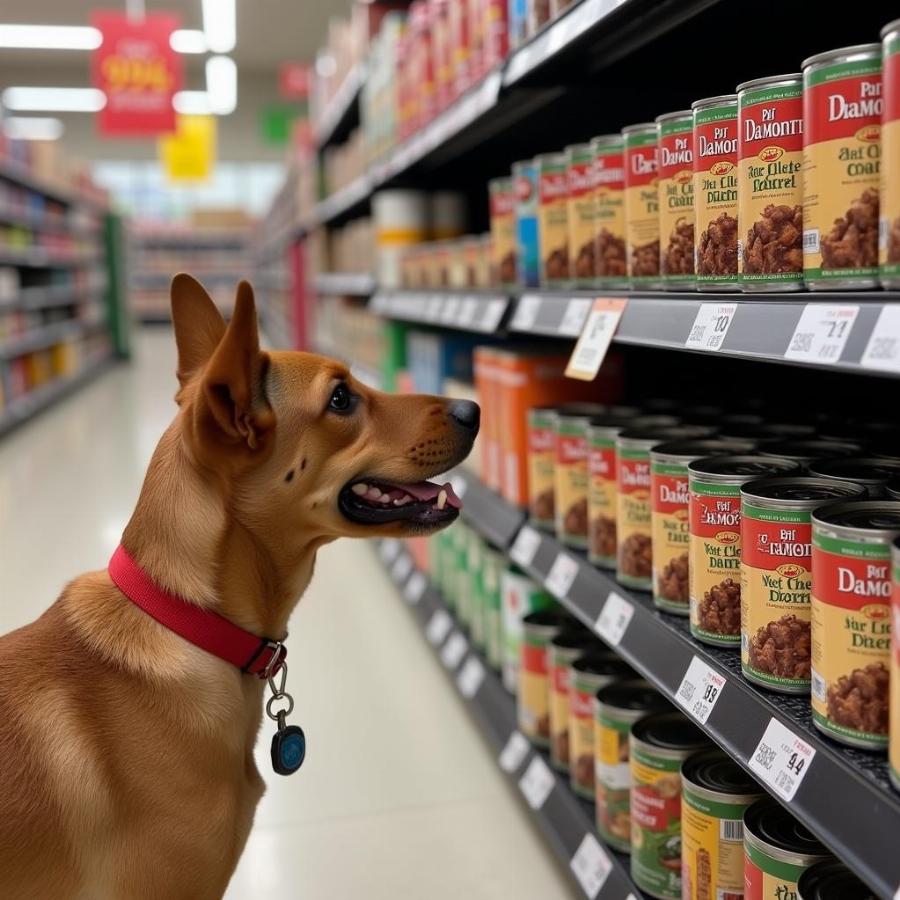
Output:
top-left (519, 633), bottom-right (551, 745)
top-left (588, 433), bottom-right (618, 568)
top-left (594, 712), bottom-right (633, 849)
top-left (803, 57), bottom-right (882, 284)
top-left (694, 104), bottom-right (739, 286)
top-left (539, 164), bottom-right (570, 287)
top-left (651, 460), bottom-right (690, 613)
top-left (617, 450), bottom-right (653, 589)
top-left (811, 531), bottom-right (891, 748)
top-left (744, 839), bottom-right (811, 900)
top-left (556, 421), bottom-right (589, 548)
top-left (738, 83), bottom-right (804, 286)
top-left (482, 550), bottom-right (504, 670)
top-left (568, 148), bottom-right (599, 286)
top-left (630, 743), bottom-right (684, 899)
top-left (570, 672), bottom-right (599, 798)
top-left (624, 130), bottom-right (661, 285)
top-left (881, 35), bottom-right (900, 281)
top-left (891, 557), bottom-right (900, 785)
top-left (527, 409), bottom-right (556, 529)
top-left (514, 164), bottom-right (540, 287)
top-left (501, 570), bottom-right (554, 694)
top-left (489, 179), bottom-right (517, 286)
top-left (658, 117), bottom-right (695, 283)
top-left (550, 650), bottom-right (576, 768)
top-left (594, 141), bottom-right (627, 285)
top-left (690, 480), bottom-right (742, 645)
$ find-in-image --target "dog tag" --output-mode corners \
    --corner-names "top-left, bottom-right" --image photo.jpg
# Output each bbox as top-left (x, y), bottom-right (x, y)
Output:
top-left (271, 717), bottom-right (306, 776)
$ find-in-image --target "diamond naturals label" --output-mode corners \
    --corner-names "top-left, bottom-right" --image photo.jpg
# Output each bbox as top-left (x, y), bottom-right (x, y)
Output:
top-left (527, 408), bottom-right (557, 529)
top-left (880, 31), bottom-right (900, 284)
top-left (588, 428), bottom-right (619, 568)
top-left (616, 448), bottom-right (653, 590)
top-left (623, 126), bottom-right (661, 286)
top-left (567, 144), bottom-right (599, 287)
top-left (651, 460), bottom-right (691, 613)
top-left (538, 156), bottom-right (570, 288)
top-left (555, 418), bottom-right (591, 549)
top-left (657, 114), bottom-right (696, 285)
top-left (489, 177), bottom-right (517, 286)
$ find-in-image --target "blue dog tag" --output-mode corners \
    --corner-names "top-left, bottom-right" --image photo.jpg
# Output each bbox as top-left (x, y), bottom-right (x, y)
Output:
top-left (271, 724), bottom-right (306, 776)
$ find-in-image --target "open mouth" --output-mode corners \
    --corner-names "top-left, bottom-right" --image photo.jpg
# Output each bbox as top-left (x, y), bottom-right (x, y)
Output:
top-left (339, 477), bottom-right (462, 528)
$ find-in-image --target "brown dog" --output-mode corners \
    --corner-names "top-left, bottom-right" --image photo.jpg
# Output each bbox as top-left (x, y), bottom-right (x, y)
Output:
top-left (0, 274), bottom-right (478, 899)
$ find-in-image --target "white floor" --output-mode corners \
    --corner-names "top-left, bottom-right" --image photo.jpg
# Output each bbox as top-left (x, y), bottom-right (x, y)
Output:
top-left (0, 329), bottom-right (577, 900)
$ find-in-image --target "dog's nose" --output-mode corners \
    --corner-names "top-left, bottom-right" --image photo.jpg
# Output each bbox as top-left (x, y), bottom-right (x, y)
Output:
top-left (447, 399), bottom-right (480, 434)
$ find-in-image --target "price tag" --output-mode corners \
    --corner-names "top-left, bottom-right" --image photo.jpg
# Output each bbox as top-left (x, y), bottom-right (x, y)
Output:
top-left (545, 552), bottom-right (579, 600)
top-left (481, 297), bottom-right (508, 332)
top-left (457, 656), bottom-right (486, 698)
top-left (371, 294), bottom-right (388, 315)
top-left (441, 631), bottom-right (468, 670)
top-left (510, 294), bottom-right (542, 331)
top-left (510, 525), bottom-right (541, 568)
top-left (404, 571), bottom-right (427, 604)
top-left (569, 833), bottom-right (613, 899)
top-left (499, 730), bottom-right (530, 773)
top-left (519, 755), bottom-right (555, 810)
top-left (685, 302), bottom-right (737, 351)
top-left (457, 297), bottom-right (479, 328)
top-left (676, 656), bottom-right (726, 724)
top-left (442, 296), bottom-right (461, 324)
top-left (380, 539), bottom-right (400, 563)
top-left (784, 304), bottom-right (859, 364)
top-left (426, 609), bottom-right (453, 646)
top-left (749, 717), bottom-right (816, 802)
top-left (566, 298), bottom-right (627, 381)
top-left (391, 554), bottom-right (413, 583)
top-left (426, 296), bottom-right (443, 322)
top-left (559, 297), bottom-right (593, 337)
top-left (861, 305), bottom-right (900, 373)
top-left (595, 592), bottom-right (633, 647)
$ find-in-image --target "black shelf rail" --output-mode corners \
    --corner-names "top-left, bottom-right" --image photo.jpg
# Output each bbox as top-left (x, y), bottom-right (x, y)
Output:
top-left (370, 291), bottom-right (512, 335)
top-left (313, 273), bottom-right (376, 298)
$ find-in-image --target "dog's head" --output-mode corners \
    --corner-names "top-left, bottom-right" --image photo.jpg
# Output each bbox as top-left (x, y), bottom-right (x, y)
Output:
top-left (169, 274), bottom-right (478, 546)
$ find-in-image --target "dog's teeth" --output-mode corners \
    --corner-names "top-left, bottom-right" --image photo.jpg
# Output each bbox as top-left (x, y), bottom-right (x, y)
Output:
top-left (367, 487), bottom-right (382, 500)
top-left (379, 494), bottom-right (392, 503)
top-left (437, 490), bottom-right (447, 510)
top-left (395, 495), bottom-right (412, 506)
top-left (351, 483), bottom-right (368, 496)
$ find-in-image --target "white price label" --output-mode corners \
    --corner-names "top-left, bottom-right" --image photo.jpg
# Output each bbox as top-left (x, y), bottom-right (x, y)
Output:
top-left (499, 731), bottom-right (530, 773)
top-left (510, 525), bottom-right (541, 568)
top-left (785, 304), bottom-right (859, 364)
top-left (442, 296), bottom-right (461, 324)
top-left (566, 298), bottom-right (627, 381)
top-left (595, 592), bottom-right (633, 647)
top-left (391, 554), bottom-right (413, 583)
top-left (457, 656), bottom-right (486, 698)
top-left (559, 297), bottom-right (593, 337)
top-left (861, 305), bottom-right (900, 373)
top-left (685, 302), bottom-right (737, 351)
top-left (676, 656), bottom-right (726, 724)
top-left (426, 296), bottom-right (443, 321)
top-left (511, 294), bottom-right (542, 331)
top-left (404, 571), bottom-right (427, 604)
top-left (569, 833), bottom-right (613, 899)
top-left (380, 539), bottom-right (400, 563)
top-left (749, 717), bottom-right (816, 802)
top-left (545, 553), bottom-right (579, 600)
top-left (519, 755), bottom-right (555, 810)
top-left (441, 631), bottom-right (468, 670)
top-left (457, 297), bottom-right (479, 328)
top-left (481, 297), bottom-right (508, 332)
top-left (426, 609), bottom-right (453, 646)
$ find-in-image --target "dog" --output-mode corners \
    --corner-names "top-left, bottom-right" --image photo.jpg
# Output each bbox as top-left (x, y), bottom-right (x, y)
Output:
top-left (0, 274), bottom-right (479, 899)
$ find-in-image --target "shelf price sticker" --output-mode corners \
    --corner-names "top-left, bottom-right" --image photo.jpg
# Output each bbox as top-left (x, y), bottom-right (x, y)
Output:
top-left (441, 632), bottom-right (468, 670)
top-left (545, 552), bottom-right (579, 600)
top-left (391, 554), bottom-right (413, 583)
top-left (676, 656), bottom-right (726, 724)
top-left (426, 609), bottom-right (453, 646)
top-left (519, 755), bottom-right (555, 810)
top-left (685, 302), bottom-right (737, 351)
top-left (565, 298), bottom-right (628, 381)
top-left (380, 539), bottom-right (400, 563)
top-left (457, 656), bottom-right (486, 698)
top-left (595, 592), bottom-right (633, 647)
top-left (511, 294), bottom-right (542, 331)
top-left (559, 297), bottom-right (593, 337)
top-left (499, 730), bottom-right (530, 773)
top-left (442, 296), bottom-right (461, 324)
top-left (457, 297), bottom-right (479, 328)
top-left (570, 833), bottom-right (613, 899)
top-left (860, 305), bottom-right (900, 373)
top-left (481, 297), bottom-right (509, 332)
top-left (426, 296), bottom-right (443, 322)
top-left (784, 304), bottom-right (859, 364)
top-left (404, 571), bottom-right (427, 605)
top-left (749, 717), bottom-right (816, 802)
top-left (510, 525), bottom-right (542, 568)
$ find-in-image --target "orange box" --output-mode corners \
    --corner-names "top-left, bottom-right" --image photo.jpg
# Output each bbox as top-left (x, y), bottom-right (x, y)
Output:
top-left (473, 346), bottom-right (503, 492)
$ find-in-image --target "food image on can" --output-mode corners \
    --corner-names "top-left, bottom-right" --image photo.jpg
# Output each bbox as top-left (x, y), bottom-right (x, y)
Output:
top-left (681, 749), bottom-right (764, 900)
top-left (549, 629), bottom-right (598, 771)
top-left (501, 567), bottom-right (556, 694)
top-left (569, 652), bottom-right (635, 799)
top-left (802, 45), bottom-right (882, 290)
top-left (537, 152), bottom-right (570, 287)
top-left (881, 20), bottom-right (900, 288)
top-left (623, 123), bottom-right (662, 288)
top-left (651, 439), bottom-right (755, 615)
top-left (513, 158), bottom-right (540, 287)
top-left (893, 535), bottom-right (900, 791)
top-left (740, 477), bottom-right (866, 693)
top-left (527, 406), bottom-right (558, 530)
top-left (810, 501), bottom-right (900, 748)
top-left (689, 456), bottom-right (801, 647)
top-left (629, 712), bottom-right (710, 899)
top-left (592, 134), bottom-right (627, 287)
top-left (798, 859), bottom-right (877, 900)
top-left (744, 797), bottom-right (831, 900)
top-left (481, 547), bottom-right (504, 671)
top-left (656, 110), bottom-right (696, 288)
top-left (594, 680), bottom-right (670, 851)
top-left (518, 609), bottom-right (569, 746)
top-left (566, 143), bottom-right (599, 287)
top-left (488, 177), bottom-right (517, 287)
top-left (810, 457), bottom-right (900, 498)
top-left (693, 95), bottom-right (740, 290)
top-left (737, 74), bottom-right (804, 291)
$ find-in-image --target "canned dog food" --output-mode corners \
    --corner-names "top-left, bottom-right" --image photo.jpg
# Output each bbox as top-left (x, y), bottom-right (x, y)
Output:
top-left (527, 406), bottom-right (558, 529)
top-left (501, 567), bottom-right (556, 694)
top-left (810, 457), bottom-right (900, 498)
top-left (566, 143), bottom-right (598, 287)
top-left (741, 477), bottom-right (866, 693)
top-left (811, 501), bottom-right (900, 748)
top-left (656, 110), bottom-right (696, 288)
top-left (761, 439), bottom-right (864, 467)
top-left (623, 123), bottom-right (662, 288)
top-left (513, 158), bottom-right (540, 287)
top-left (798, 859), bottom-right (877, 900)
top-left (518, 609), bottom-right (568, 746)
top-left (802, 45), bottom-right (882, 290)
top-left (891, 535), bottom-right (900, 790)
top-left (569, 653), bottom-right (634, 799)
top-left (630, 712), bottom-right (710, 899)
top-left (467, 529), bottom-right (486, 644)
top-left (549, 629), bottom-right (596, 771)
top-left (693, 95), bottom-right (740, 290)
top-left (537, 152), bottom-right (570, 287)
top-left (594, 680), bottom-right (670, 851)
top-left (651, 439), bottom-right (755, 615)
top-left (881, 20), bottom-right (900, 288)
top-left (681, 750), bottom-right (764, 900)
top-left (689, 456), bottom-right (801, 646)
top-left (737, 74), bottom-right (804, 291)
top-left (720, 421), bottom-right (816, 443)
top-left (488, 177), bottom-right (517, 287)
top-left (744, 797), bottom-right (831, 899)
top-left (482, 547), bottom-right (504, 670)
top-left (592, 133), bottom-right (627, 287)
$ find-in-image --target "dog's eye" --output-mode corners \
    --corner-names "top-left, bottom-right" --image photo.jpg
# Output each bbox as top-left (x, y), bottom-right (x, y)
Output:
top-left (328, 382), bottom-right (354, 413)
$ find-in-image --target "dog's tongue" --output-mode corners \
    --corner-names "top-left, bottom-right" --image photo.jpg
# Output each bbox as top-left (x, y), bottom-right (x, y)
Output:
top-left (404, 480), bottom-right (462, 509)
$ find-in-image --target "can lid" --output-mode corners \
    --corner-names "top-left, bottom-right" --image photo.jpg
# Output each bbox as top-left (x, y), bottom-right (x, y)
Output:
top-left (881, 19), bottom-right (900, 39)
top-left (654, 109), bottom-right (693, 124)
top-left (812, 500), bottom-right (900, 532)
top-left (760, 440), bottom-right (864, 462)
top-left (721, 412), bottom-right (765, 427)
top-left (736, 73), bottom-right (802, 94)
top-left (744, 797), bottom-right (829, 859)
top-left (681, 749), bottom-right (761, 797)
top-left (522, 609), bottom-right (568, 629)
top-left (631, 711), bottom-right (709, 752)
top-left (607, 404), bottom-right (642, 419)
top-left (488, 176), bottom-right (513, 191)
top-left (590, 133), bottom-right (624, 147)
top-left (741, 476), bottom-right (866, 505)
top-left (798, 860), bottom-right (877, 900)
top-left (556, 402), bottom-right (608, 420)
top-left (618, 425), bottom-right (714, 445)
top-left (596, 679), bottom-right (668, 712)
top-left (564, 142), bottom-right (593, 156)
top-left (651, 438), bottom-right (756, 462)
top-left (688, 455), bottom-right (801, 480)
top-left (511, 158), bottom-right (536, 170)
top-left (691, 93), bottom-right (738, 110)
top-left (621, 122), bottom-right (656, 135)
top-left (535, 152), bottom-right (567, 166)
top-left (802, 43), bottom-right (881, 71)
top-left (572, 652), bottom-right (634, 677)
top-left (809, 458), bottom-right (900, 486)
top-left (550, 628), bottom-right (596, 651)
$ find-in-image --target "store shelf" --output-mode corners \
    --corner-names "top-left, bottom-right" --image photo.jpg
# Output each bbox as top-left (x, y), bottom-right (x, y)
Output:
top-left (0, 248), bottom-right (101, 269)
top-left (0, 283), bottom-right (97, 312)
top-left (0, 159), bottom-right (106, 210)
top-left (314, 272), bottom-right (375, 297)
top-left (315, 63), bottom-right (365, 148)
top-left (446, 468), bottom-right (898, 900)
top-left (373, 538), bottom-right (645, 900)
top-left (370, 291), bottom-right (511, 334)
top-left (311, 174), bottom-right (372, 229)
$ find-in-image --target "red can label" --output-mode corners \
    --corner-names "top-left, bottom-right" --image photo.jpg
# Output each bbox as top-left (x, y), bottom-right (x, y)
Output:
top-left (539, 171), bottom-right (568, 202)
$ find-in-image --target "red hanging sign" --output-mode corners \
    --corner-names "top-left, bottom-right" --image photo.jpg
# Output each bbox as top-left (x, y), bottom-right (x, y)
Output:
top-left (91, 11), bottom-right (182, 136)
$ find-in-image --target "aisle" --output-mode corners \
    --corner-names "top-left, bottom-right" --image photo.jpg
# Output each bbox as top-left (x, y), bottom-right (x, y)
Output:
top-left (0, 329), bottom-right (577, 900)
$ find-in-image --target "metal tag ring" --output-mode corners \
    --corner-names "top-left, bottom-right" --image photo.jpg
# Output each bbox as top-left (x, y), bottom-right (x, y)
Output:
top-left (266, 692), bottom-right (295, 721)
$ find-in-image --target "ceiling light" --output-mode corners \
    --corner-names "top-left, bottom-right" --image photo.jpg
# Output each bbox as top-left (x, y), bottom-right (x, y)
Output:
top-left (2, 87), bottom-right (106, 112)
top-left (173, 91), bottom-right (212, 115)
top-left (202, 0), bottom-right (235, 54)
top-left (205, 56), bottom-right (237, 115)
top-left (170, 29), bottom-right (207, 54)
top-left (3, 117), bottom-right (64, 140)
top-left (0, 24), bottom-right (101, 50)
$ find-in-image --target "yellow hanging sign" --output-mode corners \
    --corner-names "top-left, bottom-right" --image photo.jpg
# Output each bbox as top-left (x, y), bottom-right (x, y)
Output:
top-left (159, 114), bottom-right (216, 181)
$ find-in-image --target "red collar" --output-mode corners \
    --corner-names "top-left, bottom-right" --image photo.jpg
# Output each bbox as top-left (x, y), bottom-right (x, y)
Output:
top-left (108, 544), bottom-right (286, 679)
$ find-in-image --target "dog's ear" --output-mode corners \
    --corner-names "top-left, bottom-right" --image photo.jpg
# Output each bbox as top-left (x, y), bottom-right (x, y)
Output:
top-left (198, 280), bottom-right (274, 449)
top-left (171, 273), bottom-right (226, 390)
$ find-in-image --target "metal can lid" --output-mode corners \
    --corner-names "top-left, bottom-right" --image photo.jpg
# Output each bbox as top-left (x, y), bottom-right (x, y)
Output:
top-left (590, 133), bottom-right (624, 149)
top-left (595, 679), bottom-right (668, 714)
top-left (608, 404), bottom-right (642, 419)
top-left (572, 652), bottom-right (633, 678)
top-left (888, 479), bottom-right (900, 501)
top-left (798, 860), bottom-right (876, 900)
top-left (760, 440), bottom-right (863, 462)
top-left (741, 476), bottom-right (866, 507)
top-left (511, 158), bottom-right (536, 172)
top-left (736, 73), bottom-right (803, 94)
top-left (654, 109), bottom-right (693, 125)
top-left (882, 19), bottom-right (900, 39)
top-left (564, 142), bottom-right (593, 157)
top-left (744, 797), bottom-right (830, 863)
top-left (618, 425), bottom-right (714, 449)
top-left (550, 628), bottom-right (596, 652)
top-left (651, 439), bottom-right (756, 464)
top-left (556, 402), bottom-right (608, 420)
top-left (802, 43), bottom-right (881, 71)
top-left (621, 122), bottom-right (657, 136)
top-left (812, 500), bottom-right (900, 534)
top-left (591, 412), bottom-right (678, 433)
top-left (631, 711), bottom-right (709, 755)
top-left (719, 422), bottom-right (815, 441)
top-left (691, 94), bottom-right (738, 110)
top-left (688, 455), bottom-right (801, 481)
top-left (681, 749), bottom-right (762, 801)
top-left (488, 176), bottom-right (513, 192)
top-left (535, 151), bottom-right (567, 166)
top-left (809, 457), bottom-right (900, 487)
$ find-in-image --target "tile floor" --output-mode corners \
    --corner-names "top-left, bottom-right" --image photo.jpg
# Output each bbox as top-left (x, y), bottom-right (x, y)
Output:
top-left (0, 329), bottom-right (577, 900)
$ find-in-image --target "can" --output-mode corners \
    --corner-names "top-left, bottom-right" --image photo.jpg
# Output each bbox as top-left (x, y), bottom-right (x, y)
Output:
top-left (891, 535), bottom-right (900, 790)
top-left (513, 158), bottom-right (540, 288)
top-left (689, 456), bottom-right (801, 646)
top-left (760, 439), bottom-right (865, 468)
top-left (482, 547), bottom-right (504, 670)
top-left (740, 477), bottom-right (866, 693)
top-left (743, 797), bottom-right (831, 899)
top-left (692, 94), bottom-right (740, 291)
top-left (881, 20), bottom-right (900, 288)
top-left (656, 110), bottom-right (696, 289)
top-left (802, 44), bottom-right (882, 290)
top-left (594, 680), bottom-right (671, 851)
top-left (623, 123), bottom-right (663, 289)
top-left (454, 524), bottom-right (474, 628)
top-left (500, 567), bottom-right (556, 694)
top-left (737, 74), bottom-right (804, 292)
top-left (890, 479), bottom-right (900, 501)
top-left (489, 177), bottom-right (517, 287)
top-left (811, 501), bottom-right (900, 748)
top-left (681, 750), bottom-right (764, 900)
top-left (373, 190), bottom-right (429, 289)
top-left (651, 439), bottom-right (755, 615)
top-left (549, 629), bottom-right (598, 771)
top-left (592, 134), bottom-right (628, 287)
top-left (630, 712), bottom-right (711, 899)
top-left (809, 457), bottom-right (900, 498)
top-left (566, 142), bottom-right (599, 288)
top-left (798, 859), bottom-right (877, 900)
top-left (518, 609), bottom-right (569, 746)
top-left (527, 406), bottom-right (558, 530)
top-left (719, 421), bottom-right (817, 443)
top-left (569, 652), bottom-right (635, 799)
top-left (467, 528), bottom-right (486, 645)
top-left (537, 152), bottom-right (570, 288)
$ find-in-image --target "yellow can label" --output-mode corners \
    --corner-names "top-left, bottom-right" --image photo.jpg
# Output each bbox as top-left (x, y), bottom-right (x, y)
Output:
top-left (539, 162), bottom-right (569, 286)
top-left (617, 449), bottom-right (653, 589)
top-left (556, 419), bottom-right (590, 547)
top-left (594, 714), bottom-right (632, 849)
top-left (588, 432), bottom-right (618, 568)
top-left (527, 409), bottom-right (556, 528)
top-left (658, 116), bottom-right (695, 283)
top-left (593, 140), bottom-right (627, 285)
top-left (651, 459), bottom-right (690, 613)
top-left (624, 129), bottom-right (660, 285)
top-left (567, 146), bottom-right (598, 285)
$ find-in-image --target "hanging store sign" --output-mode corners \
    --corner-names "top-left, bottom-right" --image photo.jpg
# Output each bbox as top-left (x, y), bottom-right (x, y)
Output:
top-left (159, 114), bottom-right (216, 181)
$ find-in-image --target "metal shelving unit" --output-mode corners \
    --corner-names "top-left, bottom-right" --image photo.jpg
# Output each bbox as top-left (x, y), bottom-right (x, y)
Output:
top-left (370, 291), bottom-right (511, 335)
top-left (314, 272), bottom-right (376, 297)
top-left (315, 63), bottom-right (366, 148)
